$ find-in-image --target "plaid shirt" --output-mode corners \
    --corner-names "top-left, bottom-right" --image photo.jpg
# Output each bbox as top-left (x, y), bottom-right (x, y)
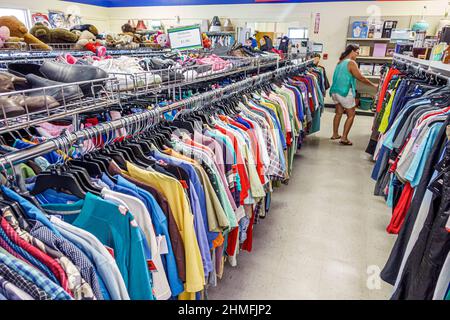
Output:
top-left (0, 248), bottom-right (72, 300)
top-left (0, 264), bottom-right (50, 300)
top-left (0, 217), bottom-right (70, 295)
top-left (30, 220), bottom-right (103, 300)
top-left (0, 222), bottom-right (58, 284)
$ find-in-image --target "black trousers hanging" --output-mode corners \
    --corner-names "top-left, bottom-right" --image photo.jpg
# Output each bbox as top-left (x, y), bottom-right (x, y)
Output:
top-left (381, 117), bottom-right (450, 285)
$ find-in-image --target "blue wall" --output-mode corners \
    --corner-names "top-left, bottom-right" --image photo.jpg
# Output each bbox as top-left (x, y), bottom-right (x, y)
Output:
top-left (64, 0), bottom-right (372, 8)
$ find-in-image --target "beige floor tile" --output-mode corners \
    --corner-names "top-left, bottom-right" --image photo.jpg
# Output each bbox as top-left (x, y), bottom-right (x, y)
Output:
top-left (208, 111), bottom-right (394, 300)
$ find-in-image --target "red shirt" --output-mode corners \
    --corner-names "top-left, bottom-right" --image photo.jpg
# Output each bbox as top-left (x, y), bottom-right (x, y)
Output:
top-left (226, 116), bottom-right (265, 184)
top-left (376, 68), bottom-right (401, 113)
top-left (1, 217), bottom-right (72, 295)
top-left (215, 124), bottom-right (250, 204)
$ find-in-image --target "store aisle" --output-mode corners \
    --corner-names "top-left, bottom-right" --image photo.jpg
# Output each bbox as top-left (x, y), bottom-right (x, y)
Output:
top-left (208, 109), bottom-right (397, 300)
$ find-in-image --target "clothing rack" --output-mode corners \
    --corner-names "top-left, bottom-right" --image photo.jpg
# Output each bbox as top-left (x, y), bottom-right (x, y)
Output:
top-left (0, 54), bottom-right (290, 134)
top-left (0, 77), bottom-right (121, 134)
top-left (0, 58), bottom-right (314, 169)
top-left (393, 53), bottom-right (450, 84)
top-left (0, 47), bottom-right (172, 67)
top-left (112, 55), bottom-right (282, 100)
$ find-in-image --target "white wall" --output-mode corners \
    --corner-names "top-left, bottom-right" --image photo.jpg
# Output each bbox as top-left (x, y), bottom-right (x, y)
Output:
top-left (107, 1), bottom-right (447, 79)
top-left (1, 0), bottom-right (448, 95)
top-left (0, 0), bottom-right (110, 31)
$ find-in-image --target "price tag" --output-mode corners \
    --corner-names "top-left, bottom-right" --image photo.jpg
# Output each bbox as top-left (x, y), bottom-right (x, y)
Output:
top-left (105, 246), bottom-right (115, 259)
top-left (168, 25), bottom-right (203, 51)
top-left (157, 235), bottom-right (169, 255)
top-left (147, 260), bottom-right (158, 272)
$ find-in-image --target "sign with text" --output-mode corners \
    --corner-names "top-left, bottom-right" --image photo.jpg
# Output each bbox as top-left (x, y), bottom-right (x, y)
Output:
top-left (168, 25), bottom-right (203, 51)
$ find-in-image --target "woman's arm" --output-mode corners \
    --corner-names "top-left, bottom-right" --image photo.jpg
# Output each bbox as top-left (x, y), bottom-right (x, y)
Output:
top-left (348, 60), bottom-right (378, 88)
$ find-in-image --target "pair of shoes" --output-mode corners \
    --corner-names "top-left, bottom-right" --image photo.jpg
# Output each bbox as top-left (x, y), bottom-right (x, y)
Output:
top-left (0, 95), bottom-right (60, 119)
top-left (0, 72), bottom-right (28, 93)
top-left (8, 61), bottom-right (108, 98)
top-left (6, 63), bottom-right (82, 103)
top-left (339, 139), bottom-right (353, 146)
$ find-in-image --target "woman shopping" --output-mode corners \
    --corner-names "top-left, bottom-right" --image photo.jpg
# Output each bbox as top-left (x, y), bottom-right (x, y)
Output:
top-left (330, 44), bottom-right (377, 146)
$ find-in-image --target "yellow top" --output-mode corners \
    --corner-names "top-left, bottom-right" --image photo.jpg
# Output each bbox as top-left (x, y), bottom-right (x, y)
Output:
top-left (125, 162), bottom-right (205, 294)
top-left (379, 79), bottom-right (401, 134)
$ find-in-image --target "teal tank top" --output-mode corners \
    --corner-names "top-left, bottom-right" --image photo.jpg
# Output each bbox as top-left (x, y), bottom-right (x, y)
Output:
top-left (330, 59), bottom-right (356, 97)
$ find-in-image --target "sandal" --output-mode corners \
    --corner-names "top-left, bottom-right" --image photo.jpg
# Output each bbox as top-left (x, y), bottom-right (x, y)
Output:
top-left (330, 135), bottom-right (341, 140)
top-left (339, 139), bottom-right (353, 146)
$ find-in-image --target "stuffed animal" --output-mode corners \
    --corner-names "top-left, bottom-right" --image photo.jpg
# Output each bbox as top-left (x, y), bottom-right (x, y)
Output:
top-left (115, 34), bottom-right (139, 50)
top-left (121, 23), bottom-right (135, 34)
top-left (30, 22), bottom-right (79, 44)
top-left (70, 24), bottom-right (99, 36)
top-left (75, 30), bottom-right (106, 56)
top-left (202, 33), bottom-right (212, 49)
top-left (105, 32), bottom-right (139, 50)
top-left (0, 16), bottom-right (51, 50)
top-left (0, 26), bottom-right (9, 48)
top-left (155, 32), bottom-right (169, 48)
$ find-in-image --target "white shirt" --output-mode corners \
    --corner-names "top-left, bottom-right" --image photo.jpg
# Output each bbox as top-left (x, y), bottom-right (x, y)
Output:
top-left (101, 188), bottom-right (172, 300)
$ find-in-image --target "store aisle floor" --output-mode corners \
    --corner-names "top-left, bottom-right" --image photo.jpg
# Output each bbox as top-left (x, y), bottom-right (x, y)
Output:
top-left (208, 109), bottom-right (397, 300)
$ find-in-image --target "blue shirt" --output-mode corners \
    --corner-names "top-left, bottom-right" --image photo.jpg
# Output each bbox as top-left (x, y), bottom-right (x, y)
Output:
top-left (405, 122), bottom-right (444, 187)
top-left (53, 222), bottom-right (130, 300)
top-left (40, 192), bottom-right (154, 300)
top-left (114, 176), bottom-right (184, 297)
top-left (1, 186), bottom-right (61, 237)
top-left (0, 248), bottom-right (71, 300)
top-left (13, 139), bottom-right (62, 164)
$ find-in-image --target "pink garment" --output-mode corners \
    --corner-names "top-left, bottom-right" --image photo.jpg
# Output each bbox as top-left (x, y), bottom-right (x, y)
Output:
top-left (110, 111), bottom-right (127, 137)
top-left (269, 93), bottom-right (292, 135)
top-left (181, 136), bottom-right (238, 212)
top-left (196, 55), bottom-right (232, 72)
top-left (37, 122), bottom-right (73, 138)
top-left (65, 54), bottom-right (78, 65)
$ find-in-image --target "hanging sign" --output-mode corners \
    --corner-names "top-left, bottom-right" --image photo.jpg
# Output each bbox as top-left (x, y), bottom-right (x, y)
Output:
top-left (314, 13), bottom-right (320, 34)
top-left (167, 25), bottom-right (203, 51)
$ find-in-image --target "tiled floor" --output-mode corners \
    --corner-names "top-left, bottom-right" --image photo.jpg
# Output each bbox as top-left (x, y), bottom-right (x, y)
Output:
top-left (208, 109), bottom-right (397, 300)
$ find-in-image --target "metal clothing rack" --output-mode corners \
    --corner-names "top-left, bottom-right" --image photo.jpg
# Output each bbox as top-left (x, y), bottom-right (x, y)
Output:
top-left (110, 55), bottom-right (283, 101)
top-left (0, 58), bottom-right (314, 169)
top-left (393, 53), bottom-right (450, 84)
top-left (0, 77), bottom-right (121, 134)
top-left (0, 48), bottom-right (171, 68)
top-left (0, 54), bottom-right (285, 134)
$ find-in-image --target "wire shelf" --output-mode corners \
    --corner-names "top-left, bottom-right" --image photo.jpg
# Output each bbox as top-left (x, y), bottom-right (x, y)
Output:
top-left (108, 55), bottom-right (284, 99)
top-left (0, 42), bottom-right (28, 52)
top-left (0, 77), bottom-right (121, 134)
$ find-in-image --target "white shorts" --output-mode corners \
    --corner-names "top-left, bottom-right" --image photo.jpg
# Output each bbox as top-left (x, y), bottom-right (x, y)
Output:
top-left (332, 93), bottom-right (356, 109)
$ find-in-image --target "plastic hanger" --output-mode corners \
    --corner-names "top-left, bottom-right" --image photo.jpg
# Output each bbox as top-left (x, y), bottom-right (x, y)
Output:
top-left (30, 167), bottom-right (87, 199)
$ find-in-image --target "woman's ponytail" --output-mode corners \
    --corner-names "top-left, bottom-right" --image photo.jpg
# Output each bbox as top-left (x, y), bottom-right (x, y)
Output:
top-left (339, 44), bottom-right (359, 61)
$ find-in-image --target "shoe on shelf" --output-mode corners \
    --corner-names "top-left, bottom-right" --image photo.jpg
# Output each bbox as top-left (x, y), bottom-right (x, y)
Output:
top-left (0, 97), bottom-right (26, 119)
top-left (209, 16), bottom-right (222, 32)
top-left (223, 19), bottom-right (234, 32)
top-left (10, 95), bottom-right (60, 113)
top-left (0, 72), bottom-right (28, 93)
top-left (40, 61), bottom-right (108, 96)
top-left (25, 74), bottom-right (84, 103)
top-left (7, 63), bottom-right (45, 79)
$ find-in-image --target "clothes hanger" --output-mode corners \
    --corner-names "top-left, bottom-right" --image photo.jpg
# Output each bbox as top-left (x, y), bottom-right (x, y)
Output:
top-left (0, 162), bottom-right (31, 231)
top-left (30, 136), bottom-right (87, 199)
top-left (58, 135), bottom-right (102, 195)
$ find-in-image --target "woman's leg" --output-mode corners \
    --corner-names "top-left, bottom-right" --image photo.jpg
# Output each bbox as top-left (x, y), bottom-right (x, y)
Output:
top-left (332, 103), bottom-right (344, 139)
top-left (341, 107), bottom-right (356, 143)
